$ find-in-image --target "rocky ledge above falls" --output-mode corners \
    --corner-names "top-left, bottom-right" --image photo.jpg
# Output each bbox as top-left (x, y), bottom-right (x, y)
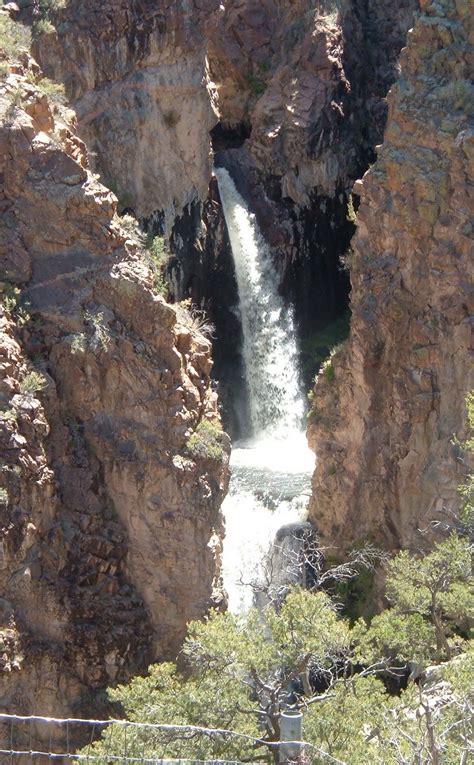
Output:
top-left (31, 0), bottom-right (418, 213)
top-left (308, 0), bottom-right (473, 551)
top-left (0, 55), bottom-right (229, 733)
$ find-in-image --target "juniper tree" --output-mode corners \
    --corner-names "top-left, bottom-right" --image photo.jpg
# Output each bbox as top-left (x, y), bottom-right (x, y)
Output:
top-left (356, 535), bottom-right (472, 664)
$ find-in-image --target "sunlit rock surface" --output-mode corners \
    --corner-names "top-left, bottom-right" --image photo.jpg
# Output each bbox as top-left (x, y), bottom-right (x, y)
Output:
top-left (0, 58), bottom-right (229, 735)
top-left (308, 0), bottom-right (474, 550)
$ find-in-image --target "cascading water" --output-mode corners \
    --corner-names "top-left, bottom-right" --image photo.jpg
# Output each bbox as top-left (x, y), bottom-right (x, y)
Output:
top-left (215, 167), bottom-right (315, 613)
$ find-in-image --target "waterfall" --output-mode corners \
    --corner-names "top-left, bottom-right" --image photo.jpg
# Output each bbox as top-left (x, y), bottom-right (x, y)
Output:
top-left (215, 167), bottom-right (315, 613)
top-left (214, 167), bottom-right (305, 438)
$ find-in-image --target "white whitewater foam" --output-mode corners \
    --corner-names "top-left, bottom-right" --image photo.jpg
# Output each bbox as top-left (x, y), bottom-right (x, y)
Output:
top-left (231, 432), bottom-right (314, 475)
top-left (221, 437), bottom-right (313, 613)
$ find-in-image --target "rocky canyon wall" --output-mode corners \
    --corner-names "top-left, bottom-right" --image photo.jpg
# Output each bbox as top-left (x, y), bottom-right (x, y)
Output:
top-left (32, 1), bottom-right (418, 357)
top-left (34, 0), bottom-right (417, 212)
top-left (0, 49), bottom-right (229, 742)
top-left (2, 0), bottom-right (471, 744)
top-left (30, 0), bottom-right (217, 224)
top-left (308, 0), bottom-right (473, 550)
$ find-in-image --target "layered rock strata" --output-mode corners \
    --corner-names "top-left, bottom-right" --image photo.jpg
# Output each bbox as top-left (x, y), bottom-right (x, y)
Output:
top-left (308, 0), bottom-right (474, 550)
top-left (0, 54), bottom-right (229, 740)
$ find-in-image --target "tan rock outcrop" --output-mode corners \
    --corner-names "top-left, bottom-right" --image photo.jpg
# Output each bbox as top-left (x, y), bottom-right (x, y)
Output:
top-left (31, 0), bottom-right (219, 222)
top-left (308, 0), bottom-right (473, 550)
top-left (33, 0), bottom-right (417, 214)
top-left (0, 56), bottom-right (229, 743)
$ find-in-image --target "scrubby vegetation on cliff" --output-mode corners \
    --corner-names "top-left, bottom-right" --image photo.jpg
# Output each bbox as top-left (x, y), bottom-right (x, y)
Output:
top-left (308, 0), bottom-right (473, 551)
top-left (0, 12), bottom-right (229, 745)
top-left (185, 418), bottom-right (226, 462)
top-left (0, 14), bottom-right (30, 67)
top-left (0, 9), bottom-right (64, 100)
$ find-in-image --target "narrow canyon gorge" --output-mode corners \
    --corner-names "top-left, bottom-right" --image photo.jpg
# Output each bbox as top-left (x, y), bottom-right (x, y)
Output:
top-left (0, 0), bottom-right (472, 760)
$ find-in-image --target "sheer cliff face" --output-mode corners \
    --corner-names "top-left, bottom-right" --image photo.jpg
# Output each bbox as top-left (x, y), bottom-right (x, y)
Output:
top-left (0, 58), bottom-right (229, 723)
top-left (34, 0), bottom-right (417, 215)
top-left (308, 0), bottom-right (474, 550)
top-left (32, 0), bottom-right (219, 221)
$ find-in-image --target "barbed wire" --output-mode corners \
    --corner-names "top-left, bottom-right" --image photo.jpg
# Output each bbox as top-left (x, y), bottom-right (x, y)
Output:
top-left (0, 754), bottom-right (245, 763)
top-left (0, 713), bottom-right (348, 765)
top-left (0, 752), bottom-right (247, 764)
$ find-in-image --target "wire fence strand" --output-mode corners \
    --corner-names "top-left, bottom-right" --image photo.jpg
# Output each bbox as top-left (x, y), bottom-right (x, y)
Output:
top-left (0, 713), bottom-right (348, 764)
top-left (0, 753), bottom-right (248, 764)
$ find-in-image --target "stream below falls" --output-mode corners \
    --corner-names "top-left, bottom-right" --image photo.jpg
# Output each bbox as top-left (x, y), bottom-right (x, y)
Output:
top-left (215, 167), bottom-right (315, 613)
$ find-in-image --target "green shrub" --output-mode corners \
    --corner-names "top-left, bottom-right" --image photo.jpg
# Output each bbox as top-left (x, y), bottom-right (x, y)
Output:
top-left (32, 18), bottom-right (55, 37)
top-left (301, 310), bottom-right (350, 380)
top-left (20, 371), bottom-right (47, 395)
top-left (15, 305), bottom-right (31, 327)
top-left (185, 419), bottom-right (225, 461)
top-left (146, 235), bottom-right (166, 262)
top-left (346, 193), bottom-right (357, 224)
top-left (357, 534), bottom-right (473, 664)
top-left (68, 332), bottom-right (87, 355)
top-left (119, 213), bottom-right (142, 240)
top-left (176, 299), bottom-right (215, 339)
top-left (84, 310), bottom-right (111, 352)
top-left (0, 488), bottom-right (8, 505)
top-left (115, 216), bottom-right (169, 296)
top-left (245, 73), bottom-right (265, 96)
top-left (145, 235), bottom-right (169, 296)
top-left (27, 72), bottom-right (65, 102)
top-left (77, 590), bottom-right (353, 763)
top-left (37, 0), bottom-right (68, 18)
top-left (0, 408), bottom-right (17, 423)
top-left (31, 2), bottom-right (68, 41)
top-left (0, 287), bottom-right (44, 330)
top-left (76, 532), bottom-right (473, 765)
top-left (456, 390), bottom-right (473, 535)
top-left (322, 357), bottom-right (335, 383)
top-left (335, 567), bottom-right (374, 622)
top-left (0, 285), bottom-right (21, 314)
top-left (0, 16), bottom-right (31, 62)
